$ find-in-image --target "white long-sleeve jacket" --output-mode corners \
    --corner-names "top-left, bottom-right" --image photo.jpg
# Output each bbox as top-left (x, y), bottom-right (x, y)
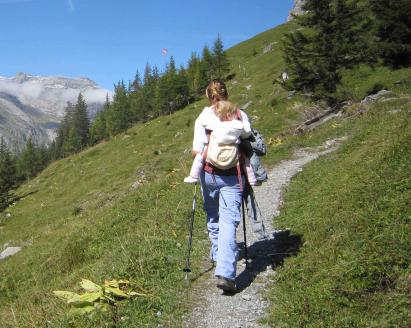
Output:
top-left (192, 106), bottom-right (251, 153)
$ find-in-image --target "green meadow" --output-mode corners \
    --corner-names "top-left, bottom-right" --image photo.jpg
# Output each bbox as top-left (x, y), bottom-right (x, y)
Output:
top-left (1, 21), bottom-right (410, 327)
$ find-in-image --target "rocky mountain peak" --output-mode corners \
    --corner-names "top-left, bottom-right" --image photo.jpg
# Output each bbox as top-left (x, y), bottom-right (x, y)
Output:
top-left (0, 73), bottom-right (112, 149)
top-left (13, 72), bottom-right (29, 83)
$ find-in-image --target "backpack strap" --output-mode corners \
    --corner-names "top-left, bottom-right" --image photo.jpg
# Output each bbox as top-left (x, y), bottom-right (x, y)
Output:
top-left (236, 161), bottom-right (243, 192)
top-left (202, 128), bottom-right (212, 162)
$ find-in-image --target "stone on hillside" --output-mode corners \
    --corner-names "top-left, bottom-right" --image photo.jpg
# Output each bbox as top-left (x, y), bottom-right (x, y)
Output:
top-left (263, 42), bottom-right (277, 54)
top-left (288, 0), bottom-right (307, 21)
top-left (241, 101), bottom-right (253, 110)
top-left (361, 90), bottom-right (395, 104)
top-left (0, 246), bottom-right (22, 260)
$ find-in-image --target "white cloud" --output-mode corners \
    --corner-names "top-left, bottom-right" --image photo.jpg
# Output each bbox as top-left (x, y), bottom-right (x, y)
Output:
top-left (0, 80), bottom-right (44, 99)
top-left (83, 89), bottom-right (112, 104)
top-left (0, 77), bottom-right (112, 116)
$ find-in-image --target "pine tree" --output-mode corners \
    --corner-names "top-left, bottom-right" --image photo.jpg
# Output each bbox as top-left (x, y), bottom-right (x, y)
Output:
top-left (212, 34), bottom-right (230, 80)
top-left (73, 93), bottom-right (90, 149)
top-left (283, 0), bottom-right (375, 101)
top-left (175, 66), bottom-right (190, 108)
top-left (370, 0), bottom-right (411, 67)
top-left (16, 137), bottom-right (42, 180)
top-left (0, 137), bottom-right (16, 210)
top-left (53, 102), bottom-right (75, 159)
top-left (140, 63), bottom-right (157, 120)
top-left (201, 45), bottom-right (215, 85)
top-left (130, 70), bottom-right (142, 92)
top-left (63, 125), bottom-right (82, 154)
top-left (158, 56), bottom-right (179, 115)
top-left (187, 52), bottom-right (202, 97)
top-left (89, 96), bottom-right (109, 145)
top-left (106, 81), bottom-right (130, 135)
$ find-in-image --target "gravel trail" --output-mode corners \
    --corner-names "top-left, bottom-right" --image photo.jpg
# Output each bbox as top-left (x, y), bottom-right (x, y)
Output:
top-left (183, 138), bottom-right (346, 328)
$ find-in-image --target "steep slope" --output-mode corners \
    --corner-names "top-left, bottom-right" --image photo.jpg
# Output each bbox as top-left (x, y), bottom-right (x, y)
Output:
top-left (0, 20), bottom-right (410, 328)
top-left (0, 73), bottom-right (111, 149)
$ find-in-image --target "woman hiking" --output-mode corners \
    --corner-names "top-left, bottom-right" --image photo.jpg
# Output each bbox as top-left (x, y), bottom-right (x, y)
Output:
top-left (189, 80), bottom-right (252, 292)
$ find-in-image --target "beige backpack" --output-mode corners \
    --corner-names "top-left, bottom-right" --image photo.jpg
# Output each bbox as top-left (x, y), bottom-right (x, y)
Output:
top-left (205, 133), bottom-right (239, 170)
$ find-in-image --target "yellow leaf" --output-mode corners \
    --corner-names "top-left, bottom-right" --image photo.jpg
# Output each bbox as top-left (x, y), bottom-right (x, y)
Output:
top-left (104, 279), bottom-right (119, 288)
top-left (79, 292), bottom-right (102, 304)
top-left (53, 291), bottom-right (80, 304)
top-left (68, 305), bottom-right (95, 316)
top-left (105, 287), bottom-right (130, 299)
top-left (80, 279), bottom-right (102, 293)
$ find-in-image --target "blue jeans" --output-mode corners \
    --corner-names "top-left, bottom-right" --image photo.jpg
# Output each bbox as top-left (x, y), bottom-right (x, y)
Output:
top-left (200, 170), bottom-right (244, 280)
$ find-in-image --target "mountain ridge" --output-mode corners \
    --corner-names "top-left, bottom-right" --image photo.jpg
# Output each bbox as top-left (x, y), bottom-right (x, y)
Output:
top-left (0, 72), bottom-right (112, 150)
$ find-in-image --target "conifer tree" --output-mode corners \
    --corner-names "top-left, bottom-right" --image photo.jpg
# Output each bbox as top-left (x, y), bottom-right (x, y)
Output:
top-left (0, 137), bottom-right (16, 210)
top-left (212, 34), bottom-right (230, 80)
top-left (64, 125), bottom-right (82, 154)
top-left (283, 0), bottom-right (374, 101)
top-left (106, 81), bottom-right (130, 135)
top-left (89, 94), bottom-right (109, 145)
top-left (201, 45), bottom-right (215, 85)
top-left (53, 102), bottom-right (74, 159)
top-left (187, 52), bottom-right (202, 96)
top-left (157, 56), bottom-right (179, 115)
top-left (130, 70), bottom-right (142, 92)
top-left (140, 64), bottom-right (157, 120)
top-left (73, 93), bottom-right (90, 149)
top-left (370, 0), bottom-right (411, 67)
top-left (16, 137), bottom-right (42, 180)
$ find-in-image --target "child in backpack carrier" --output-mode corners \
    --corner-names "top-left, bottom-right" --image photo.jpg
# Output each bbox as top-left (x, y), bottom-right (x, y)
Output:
top-left (184, 100), bottom-right (257, 185)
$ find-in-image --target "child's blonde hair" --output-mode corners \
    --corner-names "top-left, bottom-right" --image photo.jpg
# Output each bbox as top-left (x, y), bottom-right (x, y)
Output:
top-left (215, 100), bottom-right (238, 121)
top-left (206, 80), bottom-right (228, 104)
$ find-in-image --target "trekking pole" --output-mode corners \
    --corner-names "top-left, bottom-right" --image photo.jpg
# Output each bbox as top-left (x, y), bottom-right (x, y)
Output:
top-left (242, 197), bottom-right (249, 269)
top-left (183, 183), bottom-right (197, 280)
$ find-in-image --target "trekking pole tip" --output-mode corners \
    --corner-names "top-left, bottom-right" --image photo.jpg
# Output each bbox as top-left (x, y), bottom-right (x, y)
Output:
top-left (183, 268), bottom-right (191, 281)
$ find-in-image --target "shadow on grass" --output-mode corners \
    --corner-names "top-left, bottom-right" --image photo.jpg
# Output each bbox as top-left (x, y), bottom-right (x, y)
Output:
top-left (9, 190), bottom-right (38, 203)
top-left (188, 263), bottom-right (215, 283)
top-left (235, 232), bottom-right (303, 293)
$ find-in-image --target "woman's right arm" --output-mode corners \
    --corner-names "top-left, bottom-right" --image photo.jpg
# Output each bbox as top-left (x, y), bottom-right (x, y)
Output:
top-left (192, 112), bottom-right (207, 156)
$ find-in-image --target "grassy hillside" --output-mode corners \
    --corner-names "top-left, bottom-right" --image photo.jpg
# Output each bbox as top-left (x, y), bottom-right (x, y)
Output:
top-left (0, 23), bottom-right (297, 328)
top-left (266, 94), bottom-right (411, 327)
top-left (0, 20), bottom-right (410, 327)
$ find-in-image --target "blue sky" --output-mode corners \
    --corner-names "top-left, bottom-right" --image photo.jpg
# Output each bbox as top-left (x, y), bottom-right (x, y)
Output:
top-left (0, 0), bottom-right (293, 90)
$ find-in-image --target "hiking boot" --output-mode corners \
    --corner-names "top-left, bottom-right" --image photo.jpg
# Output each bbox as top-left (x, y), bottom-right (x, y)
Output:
top-left (216, 276), bottom-right (236, 293)
top-left (184, 176), bottom-right (198, 184)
